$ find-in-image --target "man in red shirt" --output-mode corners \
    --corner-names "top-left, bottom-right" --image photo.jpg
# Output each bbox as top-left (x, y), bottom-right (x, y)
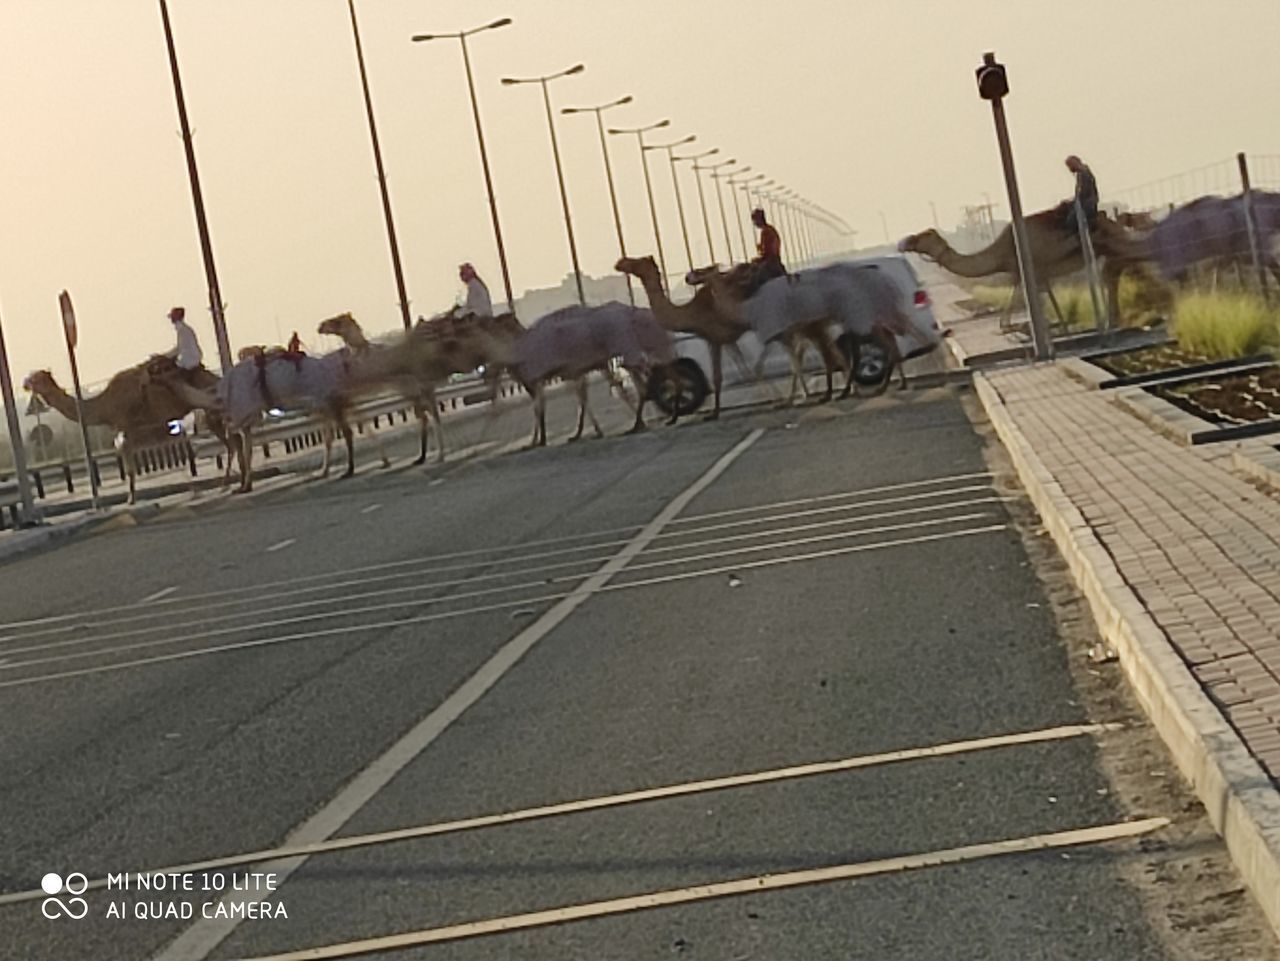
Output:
top-left (751, 208), bottom-right (786, 285)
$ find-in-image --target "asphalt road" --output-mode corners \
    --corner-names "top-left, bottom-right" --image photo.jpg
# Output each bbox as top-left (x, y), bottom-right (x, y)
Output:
top-left (1, 371), bottom-right (1276, 961)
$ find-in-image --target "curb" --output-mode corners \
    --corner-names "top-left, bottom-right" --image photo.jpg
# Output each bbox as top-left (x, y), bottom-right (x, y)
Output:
top-left (973, 370), bottom-right (1280, 937)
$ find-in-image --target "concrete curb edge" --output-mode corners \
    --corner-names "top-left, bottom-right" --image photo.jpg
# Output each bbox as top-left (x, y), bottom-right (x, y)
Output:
top-left (973, 371), bottom-right (1280, 936)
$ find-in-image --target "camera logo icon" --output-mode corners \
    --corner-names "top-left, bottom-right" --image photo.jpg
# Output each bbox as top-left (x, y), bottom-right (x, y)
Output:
top-left (41, 872), bottom-right (89, 920)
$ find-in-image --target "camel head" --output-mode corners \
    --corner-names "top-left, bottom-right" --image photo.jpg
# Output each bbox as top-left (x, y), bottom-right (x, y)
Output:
top-left (23, 370), bottom-right (57, 398)
top-left (684, 264), bottom-right (724, 287)
top-left (897, 229), bottom-right (948, 260)
top-left (615, 255), bottom-right (659, 282)
top-left (317, 312), bottom-right (358, 339)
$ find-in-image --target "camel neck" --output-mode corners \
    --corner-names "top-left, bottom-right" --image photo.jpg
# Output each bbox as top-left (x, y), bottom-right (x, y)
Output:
top-left (37, 380), bottom-right (94, 423)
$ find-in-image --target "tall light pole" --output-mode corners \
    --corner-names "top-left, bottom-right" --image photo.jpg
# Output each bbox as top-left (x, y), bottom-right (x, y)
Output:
top-left (703, 158), bottom-right (738, 263)
top-left (727, 169), bottom-right (761, 260)
top-left (674, 146), bottom-right (719, 267)
top-left (158, 0), bottom-right (231, 374)
top-left (563, 94), bottom-right (634, 304)
top-left (977, 51), bottom-right (1051, 359)
top-left (413, 18), bottom-right (515, 312)
top-left (346, 0), bottom-right (411, 329)
top-left (609, 119), bottom-right (671, 291)
top-left (502, 64), bottom-right (587, 305)
top-left (646, 134), bottom-right (697, 274)
top-left (782, 190), bottom-right (810, 265)
top-left (0, 312), bottom-right (36, 524)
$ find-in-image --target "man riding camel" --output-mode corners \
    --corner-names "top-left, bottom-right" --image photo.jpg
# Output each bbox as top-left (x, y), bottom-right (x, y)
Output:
top-left (163, 306), bottom-right (204, 383)
top-left (1062, 155), bottom-right (1099, 237)
top-left (458, 262), bottom-right (493, 318)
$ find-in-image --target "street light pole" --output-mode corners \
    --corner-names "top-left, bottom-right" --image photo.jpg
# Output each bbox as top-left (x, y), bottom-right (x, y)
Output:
top-left (0, 311), bottom-right (36, 524)
top-left (647, 135), bottom-right (697, 274)
top-left (562, 95), bottom-right (633, 304)
top-left (502, 64), bottom-right (586, 305)
top-left (675, 147), bottom-right (719, 266)
top-left (413, 18), bottom-right (515, 312)
top-left (610, 119), bottom-right (671, 292)
top-left (158, 0), bottom-right (231, 374)
top-left (704, 158), bottom-right (738, 263)
top-left (726, 169), bottom-right (760, 261)
top-left (347, 0), bottom-right (411, 329)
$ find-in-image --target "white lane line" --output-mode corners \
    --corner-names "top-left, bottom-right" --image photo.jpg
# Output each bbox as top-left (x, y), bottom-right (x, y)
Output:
top-left (359, 503), bottom-right (383, 515)
top-left (673, 469), bottom-right (995, 525)
top-left (3, 486), bottom-right (1000, 649)
top-left (236, 818), bottom-right (1171, 960)
top-left (147, 428), bottom-right (765, 961)
top-left (265, 539), bottom-right (296, 554)
top-left (0, 722), bottom-right (1116, 908)
top-left (3, 497), bottom-right (1002, 660)
top-left (0, 523), bottom-right (1006, 691)
top-left (140, 586), bottom-right (179, 605)
top-left (0, 470), bottom-right (994, 633)
top-left (3, 512), bottom-right (999, 671)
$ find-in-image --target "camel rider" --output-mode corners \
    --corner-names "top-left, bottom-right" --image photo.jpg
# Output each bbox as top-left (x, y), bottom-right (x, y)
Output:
top-left (751, 208), bottom-right (786, 282)
top-left (459, 262), bottom-right (493, 318)
top-left (1062, 155), bottom-right (1099, 237)
top-left (164, 306), bottom-right (203, 383)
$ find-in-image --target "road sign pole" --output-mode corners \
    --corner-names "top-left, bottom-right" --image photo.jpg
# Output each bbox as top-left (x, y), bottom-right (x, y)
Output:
top-left (59, 292), bottom-right (100, 510)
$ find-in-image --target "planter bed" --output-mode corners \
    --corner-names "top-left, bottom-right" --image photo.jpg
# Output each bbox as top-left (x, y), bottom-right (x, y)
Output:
top-left (1150, 364), bottom-right (1280, 444)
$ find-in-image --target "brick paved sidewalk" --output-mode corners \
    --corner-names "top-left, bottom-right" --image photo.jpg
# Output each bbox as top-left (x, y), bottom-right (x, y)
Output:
top-left (982, 362), bottom-right (1280, 781)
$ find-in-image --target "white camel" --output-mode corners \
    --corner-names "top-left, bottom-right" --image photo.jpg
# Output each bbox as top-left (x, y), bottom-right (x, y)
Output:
top-left (506, 301), bottom-right (676, 447)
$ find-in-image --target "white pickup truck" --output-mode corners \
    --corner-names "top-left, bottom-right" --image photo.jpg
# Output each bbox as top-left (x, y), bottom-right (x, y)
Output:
top-left (647, 254), bottom-right (942, 416)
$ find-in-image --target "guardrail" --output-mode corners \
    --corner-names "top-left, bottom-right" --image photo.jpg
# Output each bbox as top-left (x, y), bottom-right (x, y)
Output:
top-left (3, 376), bottom-right (530, 503)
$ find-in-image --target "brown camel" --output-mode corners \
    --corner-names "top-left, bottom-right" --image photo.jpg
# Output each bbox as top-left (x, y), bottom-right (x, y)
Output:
top-left (23, 360), bottom-right (235, 504)
top-left (617, 255), bottom-right (847, 410)
top-left (899, 204), bottom-right (1144, 329)
top-left (318, 310), bottom-right (524, 464)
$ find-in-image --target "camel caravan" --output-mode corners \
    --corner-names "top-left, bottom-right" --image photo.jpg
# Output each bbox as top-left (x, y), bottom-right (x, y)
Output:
top-left (898, 192), bottom-right (1280, 330)
top-left (26, 181), bottom-right (1273, 505)
top-left (21, 239), bottom-right (950, 502)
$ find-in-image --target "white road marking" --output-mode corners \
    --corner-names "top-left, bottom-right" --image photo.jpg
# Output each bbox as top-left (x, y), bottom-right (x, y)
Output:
top-left (673, 469), bottom-right (995, 525)
top-left (2, 497), bottom-right (1002, 660)
top-left (359, 503), bottom-right (382, 515)
top-left (0, 722), bottom-right (1117, 908)
top-left (147, 428), bottom-right (766, 961)
top-left (265, 538), bottom-right (296, 553)
top-left (236, 818), bottom-right (1170, 960)
top-left (0, 523), bottom-right (1007, 690)
top-left (140, 586), bottom-right (178, 604)
top-left (0, 470), bottom-right (995, 634)
top-left (3, 512), bottom-right (999, 671)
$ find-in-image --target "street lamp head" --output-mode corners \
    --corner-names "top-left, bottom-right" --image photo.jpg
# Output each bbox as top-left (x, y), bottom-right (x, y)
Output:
top-left (411, 34), bottom-right (440, 42)
top-left (500, 77), bottom-right (520, 85)
top-left (565, 63), bottom-right (585, 76)
top-left (487, 17), bottom-right (513, 29)
top-left (677, 134), bottom-right (696, 146)
top-left (615, 95), bottom-right (633, 106)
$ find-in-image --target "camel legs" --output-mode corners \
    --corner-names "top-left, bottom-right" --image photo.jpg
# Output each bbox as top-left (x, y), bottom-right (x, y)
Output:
top-left (624, 368), bottom-right (649, 435)
top-left (238, 428), bottom-right (255, 493)
top-left (706, 343), bottom-right (723, 420)
top-left (339, 418), bottom-right (356, 478)
top-left (532, 383), bottom-right (549, 448)
top-left (1044, 286), bottom-right (1067, 329)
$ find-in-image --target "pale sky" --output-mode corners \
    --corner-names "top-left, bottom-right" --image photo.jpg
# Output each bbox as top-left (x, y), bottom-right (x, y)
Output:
top-left (2, 0), bottom-right (1278, 391)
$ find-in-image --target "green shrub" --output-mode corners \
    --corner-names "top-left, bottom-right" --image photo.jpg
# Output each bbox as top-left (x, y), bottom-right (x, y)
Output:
top-left (1172, 291), bottom-right (1280, 360)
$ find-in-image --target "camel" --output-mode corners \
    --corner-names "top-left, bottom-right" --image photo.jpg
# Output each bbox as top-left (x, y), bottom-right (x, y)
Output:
top-left (898, 203), bottom-right (1144, 330)
top-left (506, 301), bottom-right (674, 447)
top-left (23, 359), bottom-right (235, 504)
top-left (212, 342), bottom-right (378, 493)
top-left (618, 254), bottom-right (849, 409)
top-left (1140, 191), bottom-right (1280, 287)
top-left (615, 255), bottom-right (749, 418)
top-left (318, 309), bottom-right (525, 464)
top-left (696, 262), bottom-right (940, 398)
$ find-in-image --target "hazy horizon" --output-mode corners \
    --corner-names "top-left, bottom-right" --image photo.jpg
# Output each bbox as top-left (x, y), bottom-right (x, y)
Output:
top-left (2, 0), bottom-right (1278, 399)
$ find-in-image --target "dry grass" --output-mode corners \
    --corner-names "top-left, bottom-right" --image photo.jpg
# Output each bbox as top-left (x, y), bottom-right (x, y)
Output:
top-left (1171, 290), bottom-right (1280, 360)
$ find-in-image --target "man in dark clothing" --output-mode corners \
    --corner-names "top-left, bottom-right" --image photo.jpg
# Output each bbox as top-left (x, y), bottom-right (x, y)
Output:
top-left (1062, 155), bottom-right (1099, 236)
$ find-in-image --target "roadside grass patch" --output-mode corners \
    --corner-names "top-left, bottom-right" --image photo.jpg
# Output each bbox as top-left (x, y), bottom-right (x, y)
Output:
top-left (1172, 291), bottom-right (1280, 360)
